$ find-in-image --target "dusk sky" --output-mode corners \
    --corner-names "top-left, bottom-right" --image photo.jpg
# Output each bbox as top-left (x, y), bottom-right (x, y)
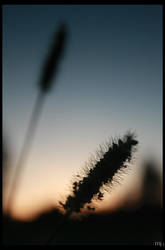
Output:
top-left (3, 5), bottom-right (162, 220)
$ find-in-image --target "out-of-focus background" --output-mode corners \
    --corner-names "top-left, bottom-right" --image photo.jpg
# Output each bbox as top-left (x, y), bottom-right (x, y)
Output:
top-left (3, 5), bottom-right (162, 245)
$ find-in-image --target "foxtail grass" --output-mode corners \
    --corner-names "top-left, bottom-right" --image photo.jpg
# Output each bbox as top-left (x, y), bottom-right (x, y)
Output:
top-left (46, 131), bottom-right (138, 244)
top-left (39, 23), bottom-right (67, 93)
top-left (60, 131), bottom-right (138, 214)
top-left (6, 23), bottom-right (68, 216)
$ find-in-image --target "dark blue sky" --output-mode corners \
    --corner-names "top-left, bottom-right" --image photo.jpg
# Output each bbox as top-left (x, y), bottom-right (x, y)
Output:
top-left (3, 5), bottom-right (162, 219)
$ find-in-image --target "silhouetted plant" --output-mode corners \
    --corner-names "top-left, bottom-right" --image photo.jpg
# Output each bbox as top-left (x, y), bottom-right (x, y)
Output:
top-left (60, 131), bottom-right (138, 214)
top-left (46, 131), bottom-right (138, 244)
top-left (6, 23), bottom-right (68, 216)
top-left (39, 23), bottom-right (67, 93)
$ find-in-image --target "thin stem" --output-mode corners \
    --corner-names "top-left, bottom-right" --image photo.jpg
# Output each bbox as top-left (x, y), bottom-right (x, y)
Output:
top-left (45, 212), bottom-right (70, 245)
top-left (6, 91), bottom-right (45, 216)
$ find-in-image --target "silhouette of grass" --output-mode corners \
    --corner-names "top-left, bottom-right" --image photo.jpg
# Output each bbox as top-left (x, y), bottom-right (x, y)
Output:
top-left (46, 131), bottom-right (138, 244)
top-left (6, 23), bottom-right (68, 216)
top-left (61, 131), bottom-right (138, 214)
top-left (39, 23), bottom-right (67, 93)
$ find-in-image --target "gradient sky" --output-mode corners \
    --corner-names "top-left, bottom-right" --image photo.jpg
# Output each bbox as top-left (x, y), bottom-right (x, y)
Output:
top-left (3, 5), bottom-right (162, 220)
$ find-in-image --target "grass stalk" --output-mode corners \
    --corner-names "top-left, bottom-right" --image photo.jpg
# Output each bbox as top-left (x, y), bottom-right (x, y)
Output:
top-left (45, 132), bottom-right (138, 244)
top-left (45, 212), bottom-right (70, 245)
top-left (6, 91), bottom-right (45, 216)
top-left (6, 23), bottom-right (67, 216)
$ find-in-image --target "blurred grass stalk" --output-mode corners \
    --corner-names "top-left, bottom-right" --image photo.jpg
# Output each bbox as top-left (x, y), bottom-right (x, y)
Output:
top-left (6, 23), bottom-right (67, 216)
top-left (46, 132), bottom-right (138, 244)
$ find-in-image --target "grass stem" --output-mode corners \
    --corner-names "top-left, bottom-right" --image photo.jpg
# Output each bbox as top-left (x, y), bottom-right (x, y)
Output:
top-left (6, 91), bottom-right (45, 216)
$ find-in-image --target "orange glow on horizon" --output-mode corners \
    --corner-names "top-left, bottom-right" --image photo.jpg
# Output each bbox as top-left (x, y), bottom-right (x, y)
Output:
top-left (3, 177), bottom-right (142, 222)
top-left (3, 160), bottom-right (143, 222)
top-left (3, 194), bottom-right (127, 222)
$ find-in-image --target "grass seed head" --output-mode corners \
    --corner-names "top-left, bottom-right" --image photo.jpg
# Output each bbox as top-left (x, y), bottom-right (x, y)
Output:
top-left (39, 22), bottom-right (67, 93)
top-left (60, 132), bottom-right (138, 214)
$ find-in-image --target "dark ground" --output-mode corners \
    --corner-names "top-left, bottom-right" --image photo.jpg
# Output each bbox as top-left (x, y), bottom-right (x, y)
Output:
top-left (2, 204), bottom-right (162, 246)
